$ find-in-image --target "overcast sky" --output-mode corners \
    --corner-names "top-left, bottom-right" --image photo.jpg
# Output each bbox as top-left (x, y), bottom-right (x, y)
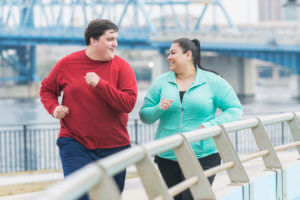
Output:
top-left (189, 0), bottom-right (259, 25)
top-left (216, 0), bottom-right (258, 24)
top-left (142, 0), bottom-right (260, 27)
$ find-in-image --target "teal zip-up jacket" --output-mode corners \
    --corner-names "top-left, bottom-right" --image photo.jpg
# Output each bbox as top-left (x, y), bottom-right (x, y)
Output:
top-left (139, 67), bottom-right (243, 161)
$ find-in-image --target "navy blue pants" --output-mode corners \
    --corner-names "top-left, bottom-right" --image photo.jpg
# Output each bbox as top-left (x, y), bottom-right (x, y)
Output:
top-left (155, 153), bottom-right (221, 200)
top-left (57, 137), bottom-right (130, 200)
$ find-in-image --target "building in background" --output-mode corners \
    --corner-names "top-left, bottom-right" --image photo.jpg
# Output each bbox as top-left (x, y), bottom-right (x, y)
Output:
top-left (258, 0), bottom-right (281, 21)
top-left (259, 0), bottom-right (300, 21)
top-left (282, 0), bottom-right (300, 21)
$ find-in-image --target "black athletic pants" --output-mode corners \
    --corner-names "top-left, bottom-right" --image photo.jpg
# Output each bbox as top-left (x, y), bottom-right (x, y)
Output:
top-left (155, 153), bottom-right (221, 200)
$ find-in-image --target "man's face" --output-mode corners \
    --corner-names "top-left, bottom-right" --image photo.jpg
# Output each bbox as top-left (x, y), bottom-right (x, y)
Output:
top-left (92, 29), bottom-right (118, 61)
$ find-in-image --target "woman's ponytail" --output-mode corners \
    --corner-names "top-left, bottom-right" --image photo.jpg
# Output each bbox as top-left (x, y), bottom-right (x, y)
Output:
top-left (192, 38), bottom-right (219, 76)
top-left (191, 39), bottom-right (201, 68)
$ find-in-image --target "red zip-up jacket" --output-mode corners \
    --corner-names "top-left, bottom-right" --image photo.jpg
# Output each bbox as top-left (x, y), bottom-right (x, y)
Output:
top-left (40, 50), bottom-right (137, 149)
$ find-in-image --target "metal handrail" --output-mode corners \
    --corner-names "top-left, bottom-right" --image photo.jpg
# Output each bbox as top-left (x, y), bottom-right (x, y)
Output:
top-left (274, 141), bottom-right (300, 152)
top-left (36, 112), bottom-right (300, 200)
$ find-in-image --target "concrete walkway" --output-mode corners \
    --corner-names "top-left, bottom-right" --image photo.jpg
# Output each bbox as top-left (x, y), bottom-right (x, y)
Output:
top-left (0, 173), bottom-right (63, 187)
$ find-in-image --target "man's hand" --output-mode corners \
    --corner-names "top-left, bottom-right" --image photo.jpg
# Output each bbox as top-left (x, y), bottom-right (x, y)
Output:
top-left (85, 72), bottom-right (100, 87)
top-left (160, 98), bottom-right (173, 111)
top-left (53, 105), bottom-right (69, 119)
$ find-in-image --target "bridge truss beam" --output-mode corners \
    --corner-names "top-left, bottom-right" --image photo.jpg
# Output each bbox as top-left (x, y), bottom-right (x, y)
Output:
top-left (212, 46), bottom-right (300, 74)
top-left (0, 0), bottom-right (235, 83)
top-left (0, 46), bottom-right (38, 83)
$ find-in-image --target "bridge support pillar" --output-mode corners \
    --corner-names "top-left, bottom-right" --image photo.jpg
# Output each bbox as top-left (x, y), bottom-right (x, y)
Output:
top-left (290, 74), bottom-right (300, 99)
top-left (202, 55), bottom-right (256, 97)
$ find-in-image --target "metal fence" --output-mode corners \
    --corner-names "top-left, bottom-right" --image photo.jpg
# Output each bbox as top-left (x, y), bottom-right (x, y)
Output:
top-left (0, 123), bottom-right (60, 173)
top-left (0, 119), bottom-right (295, 173)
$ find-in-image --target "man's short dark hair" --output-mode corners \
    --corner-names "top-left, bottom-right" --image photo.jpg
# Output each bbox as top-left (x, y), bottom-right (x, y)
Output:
top-left (84, 19), bottom-right (118, 45)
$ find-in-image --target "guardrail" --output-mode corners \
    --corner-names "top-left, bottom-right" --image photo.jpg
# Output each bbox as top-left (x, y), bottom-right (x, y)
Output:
top-left (36, 112), bottom-right (300, 199)
top-left (0, 120), bottom-right (157, 173)
top-left (0, 119), bottom-right (294, 173)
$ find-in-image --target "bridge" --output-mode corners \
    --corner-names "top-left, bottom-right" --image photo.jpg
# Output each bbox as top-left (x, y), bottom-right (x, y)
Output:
top-left (27, 112), bottom-right (299, 200)
top-left (1, 0), bottom-right (300, 97)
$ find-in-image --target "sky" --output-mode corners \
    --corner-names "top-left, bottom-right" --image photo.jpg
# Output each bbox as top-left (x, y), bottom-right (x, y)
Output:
top-left (133, 0), bottom-right (260, 28)
top-left (177, 0), bottom-right (259, 25)
top-left (210, 0), bottom-right (259, 24)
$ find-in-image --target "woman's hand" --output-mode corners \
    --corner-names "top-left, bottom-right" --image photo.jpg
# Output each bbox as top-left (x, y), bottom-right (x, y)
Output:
top-left (53, 105), bottom-right (69, 119)
top-left (160, 98), bottom-right (173, 111)
top-left (198, 124), bottom-right (205, 129)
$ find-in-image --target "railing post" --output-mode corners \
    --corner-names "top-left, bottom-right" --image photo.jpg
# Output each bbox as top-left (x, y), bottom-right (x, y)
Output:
top-left (214, 125), bottom-right (249, 183)
top-left (274, 169), bottom-right (283, 200)
top-left (135, 148), bottom-right (173, 200)
top-left (173, 134), bottom-right (216, 199)
top-left (23, 124), bottom-right (28, 171)
top-left (235, 131), bottom-right (239, 153)
top-left (135, 119), bottom-right (138, 145)
top-left (90, 164), bottom-right (121, 200)
top-left (287, 113), bottom-right (300, 156)
top-left (281, 122), bottom-right (285, 145)
top-left (251, 118), bottom-right (282, 169)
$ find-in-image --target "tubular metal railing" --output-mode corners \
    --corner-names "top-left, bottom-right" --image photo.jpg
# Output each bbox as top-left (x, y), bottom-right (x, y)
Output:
top-left (35, 112), bottom-right (300, 200)
top-left (0, 120), bottom-right (157, 173)
top-left (0, 118), bottom-right (295, 173)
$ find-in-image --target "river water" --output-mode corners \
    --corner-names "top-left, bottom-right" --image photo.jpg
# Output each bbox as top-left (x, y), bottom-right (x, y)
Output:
top-left (0, 80), bottom-right (299, 125)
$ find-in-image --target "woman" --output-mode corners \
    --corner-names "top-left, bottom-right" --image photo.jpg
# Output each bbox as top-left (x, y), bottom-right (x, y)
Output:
top-left (139, 38), bottom-right (243, 200)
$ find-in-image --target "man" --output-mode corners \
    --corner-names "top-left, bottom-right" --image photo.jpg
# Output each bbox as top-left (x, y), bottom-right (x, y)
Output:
top-left (40, 19), bottom-right (137, 200)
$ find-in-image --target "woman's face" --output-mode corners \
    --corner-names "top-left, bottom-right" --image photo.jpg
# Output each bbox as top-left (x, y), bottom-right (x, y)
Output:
top-left (167, 42), bottom-right (190, 73)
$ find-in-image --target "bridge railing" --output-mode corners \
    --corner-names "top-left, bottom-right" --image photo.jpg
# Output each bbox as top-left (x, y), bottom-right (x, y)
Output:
top-left (36, 112), bottom-right (300, 200)
top-left (0, 118), bottom-right (292, 173)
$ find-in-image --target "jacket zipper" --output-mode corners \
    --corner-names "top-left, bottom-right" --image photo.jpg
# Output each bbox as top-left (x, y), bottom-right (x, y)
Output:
top-left (178, 92), bottom-right (185, 133)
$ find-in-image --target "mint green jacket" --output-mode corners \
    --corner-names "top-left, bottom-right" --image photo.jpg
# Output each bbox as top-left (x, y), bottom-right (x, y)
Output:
top-left (139, 67), bottom-right (243, 161)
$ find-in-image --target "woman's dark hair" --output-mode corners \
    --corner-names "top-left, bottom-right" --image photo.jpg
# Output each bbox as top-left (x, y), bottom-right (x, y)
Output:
top-left (172, 38), bottom-right (219, 75)
top-left (84, 19), bottom-right (118, 45)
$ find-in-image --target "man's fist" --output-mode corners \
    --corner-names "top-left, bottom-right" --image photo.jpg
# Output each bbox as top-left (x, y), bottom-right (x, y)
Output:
top-left (85, 72), bottom-right (100, 87)
top-left (53, 105), bottom-right (69, 119)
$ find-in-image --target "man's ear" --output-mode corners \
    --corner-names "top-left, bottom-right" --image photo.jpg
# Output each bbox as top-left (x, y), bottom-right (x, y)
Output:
top-left (90, 38), bottom-right (96, 46)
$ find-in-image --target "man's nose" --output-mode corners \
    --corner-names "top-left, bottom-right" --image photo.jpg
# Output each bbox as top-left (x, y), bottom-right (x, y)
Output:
top-left (113, 40), bottom-right (118, 47)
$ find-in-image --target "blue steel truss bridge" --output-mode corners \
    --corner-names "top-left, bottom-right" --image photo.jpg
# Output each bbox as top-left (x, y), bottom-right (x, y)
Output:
top-left (0, 0), bottom-right (300, 84)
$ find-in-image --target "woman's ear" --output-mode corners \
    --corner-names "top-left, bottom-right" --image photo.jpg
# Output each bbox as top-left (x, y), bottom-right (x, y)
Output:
top-left (186, 50), bottom-right (193, 61)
